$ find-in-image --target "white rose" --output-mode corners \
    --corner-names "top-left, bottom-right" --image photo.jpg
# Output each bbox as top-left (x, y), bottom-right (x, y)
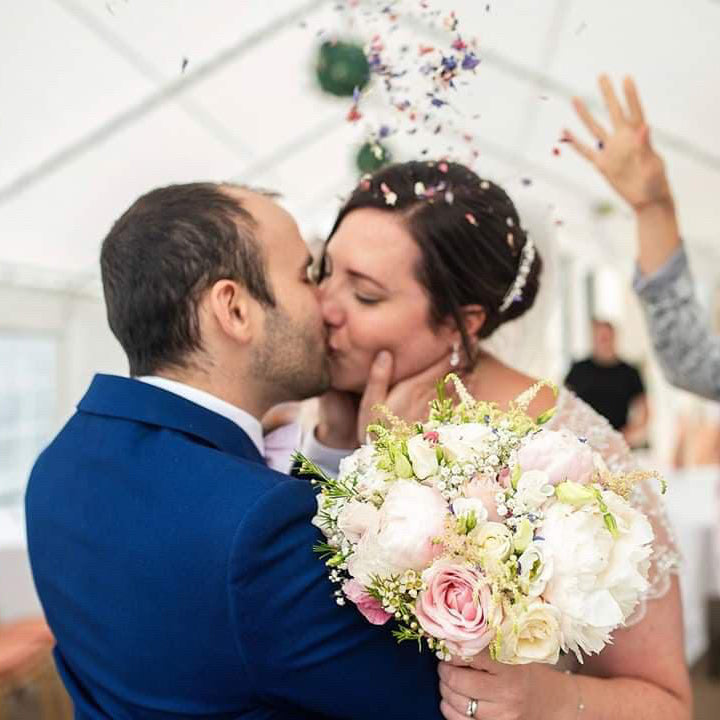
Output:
top-left (473, 521), bottom-right (513, 573)
top-left (347, 480), bottom-right (448, 585)
top-left (497, 601), bottom-right (561, 665)
top-left (407, 434), bottom-right (439, 480)
top-left (517, 541), bottom-right (553, 597)
top-left (452, 497), bottom-right (489, 526)
top-left (437, 423), bottom-right (493, 464)
top-left (336, 500), bottom-right (381, 544)
top-left (515, 470), bottom-right (555, 510)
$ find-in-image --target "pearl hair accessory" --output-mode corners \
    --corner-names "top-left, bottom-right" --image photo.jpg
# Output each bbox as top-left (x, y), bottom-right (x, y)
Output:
top-left (499, 236), bottom-right (536, 313)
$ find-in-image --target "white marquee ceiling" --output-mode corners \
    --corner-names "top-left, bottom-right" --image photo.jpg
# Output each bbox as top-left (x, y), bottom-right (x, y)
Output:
top-left (1, 0), bottom-right (719, 294)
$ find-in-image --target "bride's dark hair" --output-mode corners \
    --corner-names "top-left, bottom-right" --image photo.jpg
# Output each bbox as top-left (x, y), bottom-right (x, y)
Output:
top-left (324, 161), bottom-right (543, 362)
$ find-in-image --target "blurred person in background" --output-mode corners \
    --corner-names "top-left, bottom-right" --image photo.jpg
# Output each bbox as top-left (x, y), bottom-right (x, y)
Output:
top-left (565, 318), bottom-right (649, 447)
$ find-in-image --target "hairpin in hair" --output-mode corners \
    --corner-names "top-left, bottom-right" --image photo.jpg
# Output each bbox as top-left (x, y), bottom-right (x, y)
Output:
top-left (499, 236), bottom-right (536, 312)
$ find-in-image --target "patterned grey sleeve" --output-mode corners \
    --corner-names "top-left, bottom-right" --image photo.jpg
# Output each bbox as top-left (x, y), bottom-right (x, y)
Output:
top-left (633, 247), bottom-right (720, 400)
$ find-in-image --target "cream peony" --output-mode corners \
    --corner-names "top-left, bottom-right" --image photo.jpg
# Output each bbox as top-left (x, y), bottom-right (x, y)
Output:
top-left (517, 429), bottom-right (596, 486)
top-left (347, 480), bottom-right (448, 585)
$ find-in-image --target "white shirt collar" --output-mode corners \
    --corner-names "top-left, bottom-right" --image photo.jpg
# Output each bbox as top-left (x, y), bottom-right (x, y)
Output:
top-left (137, 376), bottom-right (264, 457)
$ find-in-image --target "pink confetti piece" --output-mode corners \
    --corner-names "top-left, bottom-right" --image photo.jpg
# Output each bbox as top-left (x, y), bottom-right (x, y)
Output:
top-left (466, 213), bottom-right (478, 226)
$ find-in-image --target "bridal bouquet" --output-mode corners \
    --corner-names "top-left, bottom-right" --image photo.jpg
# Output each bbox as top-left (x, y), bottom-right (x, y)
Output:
top-left (296, 376), bottom-right (663, 665)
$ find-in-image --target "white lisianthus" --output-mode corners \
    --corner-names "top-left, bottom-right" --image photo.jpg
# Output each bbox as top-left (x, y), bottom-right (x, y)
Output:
top-left (407, 434), bottom-right (439, 480)
top-left (437, 423), bottom-right (494, 464)
top-left (452, 497), bottom-right (489, 526)
top-left (555, 481), bottom-right (596, 507)
top-left (513, 518), bottom-right (534, 554)
top-left (515, 470), bottom-right (555, 510)
top-left (517, 541), bottom-right (553, 597)
top-left (496, 601), bottom-right (561, 665)
top-left (347, 480), bottom-right (448, 585)
top-left (473, 521), bottom-right (513, 572)
top-left (336, 500), bottom-right (381, 544)
top-left (539, 494), bottom-right (652, 662)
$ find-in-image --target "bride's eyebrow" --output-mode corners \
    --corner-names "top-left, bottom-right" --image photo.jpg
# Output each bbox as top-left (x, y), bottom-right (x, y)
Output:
top-left (347, 269), bottom-right (388, 292)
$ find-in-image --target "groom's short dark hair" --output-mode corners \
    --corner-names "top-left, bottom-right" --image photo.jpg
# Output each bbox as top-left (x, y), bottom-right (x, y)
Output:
top-left (101, 182), bottom-right (276, 376)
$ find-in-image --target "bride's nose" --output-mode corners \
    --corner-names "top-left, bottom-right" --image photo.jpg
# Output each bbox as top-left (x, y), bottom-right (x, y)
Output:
top-left (319, 284), bottom-right (344, 327)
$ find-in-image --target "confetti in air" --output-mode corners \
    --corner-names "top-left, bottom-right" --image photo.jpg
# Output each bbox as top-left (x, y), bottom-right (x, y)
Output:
top-left (304, 0), bottom-right (494, 172)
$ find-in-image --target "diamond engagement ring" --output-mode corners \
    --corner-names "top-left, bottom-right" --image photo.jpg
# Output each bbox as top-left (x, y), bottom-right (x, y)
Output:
top-left (465, 697), bottom-right (478, 717)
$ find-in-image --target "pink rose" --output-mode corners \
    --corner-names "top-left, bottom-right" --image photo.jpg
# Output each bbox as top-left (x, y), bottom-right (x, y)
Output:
top-left (516, 429), bottom-right (595, 486)
top-left (464, 476), bottom-right (504, 522)
top-left (415, 559), bottom-right (497, 658)
top-left (342, 580), bottom-right (393, 625)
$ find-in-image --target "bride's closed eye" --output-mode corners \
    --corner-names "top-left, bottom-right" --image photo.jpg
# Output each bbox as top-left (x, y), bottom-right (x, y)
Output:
top-left (354, 294), bottom-right (382, 306)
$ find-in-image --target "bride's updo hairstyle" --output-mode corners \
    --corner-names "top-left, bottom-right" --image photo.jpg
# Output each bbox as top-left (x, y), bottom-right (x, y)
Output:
top-left (324, 161), bottom-right (543, 362)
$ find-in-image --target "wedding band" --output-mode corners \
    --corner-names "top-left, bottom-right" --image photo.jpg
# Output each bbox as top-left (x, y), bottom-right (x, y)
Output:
top-left (465, 697), bottom-right (478, 717)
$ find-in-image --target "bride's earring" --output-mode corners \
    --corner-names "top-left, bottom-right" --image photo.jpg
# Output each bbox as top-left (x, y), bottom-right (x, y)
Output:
top-left (449, 341), bottom-right (460, 369)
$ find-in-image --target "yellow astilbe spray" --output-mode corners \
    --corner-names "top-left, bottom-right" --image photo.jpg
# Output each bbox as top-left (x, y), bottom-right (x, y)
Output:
top-left (598, 468), bottom-right (667, 500)
top-left (368, 404), bottom-right (413, 439)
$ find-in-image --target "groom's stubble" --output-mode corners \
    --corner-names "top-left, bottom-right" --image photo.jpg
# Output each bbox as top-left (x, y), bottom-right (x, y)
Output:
top-left (250, 302), bottom-right (330, 405)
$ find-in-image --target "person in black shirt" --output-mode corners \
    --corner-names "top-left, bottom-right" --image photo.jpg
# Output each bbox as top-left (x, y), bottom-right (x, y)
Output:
top-left (565, 319), bottom-right (649, 446)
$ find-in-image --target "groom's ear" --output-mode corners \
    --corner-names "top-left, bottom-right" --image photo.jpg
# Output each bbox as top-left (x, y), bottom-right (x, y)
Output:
top-left (206, 279), bottom-right (255, 344)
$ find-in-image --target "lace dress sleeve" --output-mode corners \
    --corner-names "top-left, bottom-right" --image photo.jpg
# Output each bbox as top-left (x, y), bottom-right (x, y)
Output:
top-left (547, 389), bottom-right (681, 625)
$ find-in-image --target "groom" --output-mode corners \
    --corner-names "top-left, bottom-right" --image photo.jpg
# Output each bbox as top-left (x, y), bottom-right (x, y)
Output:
top-left (25, 183), bottom-right (443, 719)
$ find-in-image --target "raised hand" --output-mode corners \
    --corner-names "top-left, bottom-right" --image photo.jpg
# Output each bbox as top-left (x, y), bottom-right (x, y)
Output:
top-left (564, 75), bottom-right (672, 211)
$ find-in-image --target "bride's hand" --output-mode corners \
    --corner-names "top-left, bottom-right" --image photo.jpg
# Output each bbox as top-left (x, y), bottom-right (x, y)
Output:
top-left (564, 75), bottom-right (673, 211)
top-left (437, 654), bottom-right (570, 720)
top-left (357, 350), bottom-right (454, 444)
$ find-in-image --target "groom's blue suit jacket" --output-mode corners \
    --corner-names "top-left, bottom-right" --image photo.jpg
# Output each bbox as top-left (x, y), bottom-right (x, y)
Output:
top-left (26, 375), bottom-right (443, 719)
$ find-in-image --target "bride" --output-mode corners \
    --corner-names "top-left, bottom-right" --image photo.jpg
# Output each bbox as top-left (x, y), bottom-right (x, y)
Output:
top-left (269, 159), bottom-right (690, 718)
